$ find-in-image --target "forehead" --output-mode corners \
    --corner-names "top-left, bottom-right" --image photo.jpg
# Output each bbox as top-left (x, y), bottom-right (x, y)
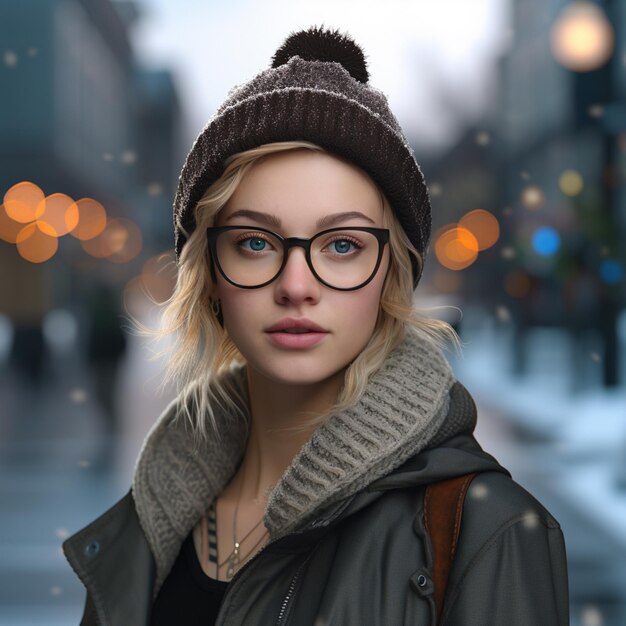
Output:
top-left (217, 150), bottom-right (383, 231)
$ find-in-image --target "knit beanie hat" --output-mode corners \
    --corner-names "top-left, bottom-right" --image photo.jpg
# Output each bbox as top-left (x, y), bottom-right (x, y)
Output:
top-left (173, 24), bottom-right (432, 289)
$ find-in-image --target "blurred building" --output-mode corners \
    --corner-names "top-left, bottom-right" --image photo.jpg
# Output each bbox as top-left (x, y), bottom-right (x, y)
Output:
top-left (425, 0), bottom-right (626, 388)
top-left (495, 0), bottom-right (625, 386)
top-left (0, 0), bottom-right (182, 375)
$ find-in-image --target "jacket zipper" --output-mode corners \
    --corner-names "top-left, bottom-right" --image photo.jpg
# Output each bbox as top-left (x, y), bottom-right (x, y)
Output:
top-left (275, 562), bottom-right (304, 625)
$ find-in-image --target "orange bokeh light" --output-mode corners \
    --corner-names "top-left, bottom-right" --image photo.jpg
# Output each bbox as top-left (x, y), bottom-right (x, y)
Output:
top-left (434, 226), bottom-right (479, 271)
top-left (3, 181), bottom-right (46, 223)
top-left (0, 203), bottom-right (24, 243)
top-left (81, 217), bottom-right (142, 263)
top-left (81, 219), bottom-right (128, 258)
top-left (458, 209), bottom-right (500, 251)
top-left (36, 193), bottom-right (78, 237)
top-left (15, 221), bottom-right (58, 263)
top-left (68, 198), bottom-right (107, 241)
top-left (108, 218), bottom-right (142, 263)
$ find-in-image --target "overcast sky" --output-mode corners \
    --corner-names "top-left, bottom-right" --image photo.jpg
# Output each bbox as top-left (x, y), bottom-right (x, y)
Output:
top-left (129, 0), bottom-right (511, 156)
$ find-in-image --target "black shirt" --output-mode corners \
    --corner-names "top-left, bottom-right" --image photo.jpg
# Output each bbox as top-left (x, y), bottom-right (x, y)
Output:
top-left (150, 528), bottom-right (230, 625)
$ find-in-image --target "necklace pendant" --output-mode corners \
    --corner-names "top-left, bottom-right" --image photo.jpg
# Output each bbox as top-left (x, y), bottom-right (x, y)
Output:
top-left (226, 566), bottom-right (234, 578)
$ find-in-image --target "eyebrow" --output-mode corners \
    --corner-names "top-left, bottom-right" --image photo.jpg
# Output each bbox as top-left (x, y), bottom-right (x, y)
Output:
top-left (225, 209), bottom-right (376, 229)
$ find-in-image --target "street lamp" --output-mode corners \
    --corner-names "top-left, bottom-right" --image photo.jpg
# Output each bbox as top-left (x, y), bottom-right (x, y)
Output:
top-left (550, 1), bottom-right (615, 72)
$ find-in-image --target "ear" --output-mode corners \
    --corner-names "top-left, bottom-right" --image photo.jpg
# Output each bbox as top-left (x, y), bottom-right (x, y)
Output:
top-left (208, 285), bottom-right (219, 301)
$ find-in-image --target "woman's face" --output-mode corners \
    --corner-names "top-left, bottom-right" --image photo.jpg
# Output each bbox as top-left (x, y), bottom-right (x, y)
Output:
top-left (211, 149), bottom-right (390, 386)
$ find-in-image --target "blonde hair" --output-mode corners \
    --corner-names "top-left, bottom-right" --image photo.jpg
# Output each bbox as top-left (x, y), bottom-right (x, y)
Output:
top-left (128, 140), bottom-right (462, 447)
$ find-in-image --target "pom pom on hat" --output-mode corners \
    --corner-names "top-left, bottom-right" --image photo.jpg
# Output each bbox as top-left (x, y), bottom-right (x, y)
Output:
top-left (271, 24), bottom-right (370, 84)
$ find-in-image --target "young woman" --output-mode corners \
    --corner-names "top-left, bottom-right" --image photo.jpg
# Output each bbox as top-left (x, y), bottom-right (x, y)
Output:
top-left (63, 26), bottom-right (570, 625)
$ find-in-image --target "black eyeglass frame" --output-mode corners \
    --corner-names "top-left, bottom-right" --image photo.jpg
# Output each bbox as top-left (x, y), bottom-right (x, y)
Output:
top-left (206, 225), bottom-right (390, 291)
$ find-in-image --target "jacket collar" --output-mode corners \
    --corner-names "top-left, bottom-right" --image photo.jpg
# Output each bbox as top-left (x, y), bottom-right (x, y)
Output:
top-left (131, 328), bottom-right (473, 596)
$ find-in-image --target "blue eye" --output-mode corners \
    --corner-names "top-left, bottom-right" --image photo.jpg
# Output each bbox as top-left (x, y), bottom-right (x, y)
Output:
top-left (244, 237), bottom-right (266, 251)
top-left (235, 234), bottom-right (275, 254)
top-left (331, 240), bottom-right (353, 254)
top-left (324, 236), bottom-right (363, 256)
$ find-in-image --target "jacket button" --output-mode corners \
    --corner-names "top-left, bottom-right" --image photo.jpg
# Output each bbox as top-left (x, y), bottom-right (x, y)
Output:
top-left (410, 569), bottom-right (434, 597)
top-left (84, 540), bottom-right (100, 557)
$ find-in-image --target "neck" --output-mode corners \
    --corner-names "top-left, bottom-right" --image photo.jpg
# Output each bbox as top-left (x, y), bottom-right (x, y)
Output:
top-left (234, 364), bottom-right (346, 505)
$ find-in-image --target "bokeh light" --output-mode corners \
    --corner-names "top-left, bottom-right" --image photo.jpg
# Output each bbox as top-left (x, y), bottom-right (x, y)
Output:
top-left (475, 131), bottom-right (491, 146)
top-left (532, 226), bottom-right (561, 256)
top-left (37, 193), bottom-right (78, 237)
top-left (458, 209), bottom-right (500, 251)
top-left (520, 185), bottom-right (545, 210)
top-left (559, 169), bottom-right (584, 196)
top-left (0, 203), bottom-right (24, 243)
top-left (600, 258), bottom-right (624, 284)
top-left (501, 246), bottom-right (517, 259)
top-left (81, 219), bottom-right (129, 258)
top-left (3, 181), bottom-right (45, 223)
top-left (434, 226), bottom-right (479, 270)
top-left (588, 104), bottom-right (604, 119)
top-left (15, 221), bottom-right (58, 263)
top-left (81, 217), bottom-right (142, 263)
top-left (68, 198), bottom-right (107, 241)
top-left (495, 305), bottom-right (512, 322)
top-left (428, 182), bottom-right (443, 197)
top-left (3, 50), bottom-right (18, 67)
top-left (106, 218), bottom-right (142, 263)
top-left (580, 604), bottom-right (604, 626)
top-left (550, 1), bottom-right (614, 72)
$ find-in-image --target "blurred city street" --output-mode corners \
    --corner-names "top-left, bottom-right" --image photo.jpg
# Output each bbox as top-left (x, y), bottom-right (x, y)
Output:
top-left (0, 301), bottom-right (175, 626)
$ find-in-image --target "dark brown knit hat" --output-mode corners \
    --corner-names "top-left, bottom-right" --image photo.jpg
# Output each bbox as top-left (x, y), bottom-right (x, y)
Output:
top-left (173, 24), bottom-right (432, 289)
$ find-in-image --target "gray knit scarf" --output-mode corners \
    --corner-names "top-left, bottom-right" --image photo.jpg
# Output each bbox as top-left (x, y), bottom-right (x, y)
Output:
top-left (131, 328), bottom-right (467, 596)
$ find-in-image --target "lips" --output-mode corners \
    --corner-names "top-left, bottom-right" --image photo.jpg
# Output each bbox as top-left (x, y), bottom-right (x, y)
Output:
top-left (264, 317), bottom-right (329, 349)
top-left (265, 317), bottom-right (328, 333)
top-left (265, 329), bottom-right (329, 349)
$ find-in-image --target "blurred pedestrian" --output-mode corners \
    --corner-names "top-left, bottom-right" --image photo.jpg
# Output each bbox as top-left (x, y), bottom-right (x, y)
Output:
top-left (85, 280), bottom-right (127, 435)
top-left (63, 25), bottom-right (569, 625)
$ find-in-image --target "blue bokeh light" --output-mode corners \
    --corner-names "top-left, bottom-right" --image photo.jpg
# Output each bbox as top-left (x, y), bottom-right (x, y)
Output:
top-left (531, 226), bottom-right (560, 256)
top-left (600, 259), bottom-right (624, 285)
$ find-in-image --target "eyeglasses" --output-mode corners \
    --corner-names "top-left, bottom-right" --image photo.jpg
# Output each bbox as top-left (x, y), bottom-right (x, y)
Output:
top-left (206, 225), bottom-right (390, 291)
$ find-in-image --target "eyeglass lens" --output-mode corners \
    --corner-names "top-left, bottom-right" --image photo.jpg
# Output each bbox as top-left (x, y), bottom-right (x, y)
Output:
top-left (214, 228), bottom-right (381, 289)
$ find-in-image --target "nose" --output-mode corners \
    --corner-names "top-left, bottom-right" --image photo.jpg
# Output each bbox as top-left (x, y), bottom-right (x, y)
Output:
top-left (273, 245), bottom-right (321, 304)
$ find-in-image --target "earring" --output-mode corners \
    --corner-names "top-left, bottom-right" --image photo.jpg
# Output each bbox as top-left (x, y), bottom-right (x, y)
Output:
top-left (210, 298), bottom-right (222, 318)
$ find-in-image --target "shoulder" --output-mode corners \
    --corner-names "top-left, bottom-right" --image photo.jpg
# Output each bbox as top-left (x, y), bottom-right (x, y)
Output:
top-left (463, 470), bottom-right (561, 534)
top-left (441, 472), bottom-right (570, 624)
top-left (451, 470), bottom-right (564, 580)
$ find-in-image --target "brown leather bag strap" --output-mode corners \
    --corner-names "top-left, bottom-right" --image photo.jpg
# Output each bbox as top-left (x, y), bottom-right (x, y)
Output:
top-left (423, 471), bottom-right (479, 625)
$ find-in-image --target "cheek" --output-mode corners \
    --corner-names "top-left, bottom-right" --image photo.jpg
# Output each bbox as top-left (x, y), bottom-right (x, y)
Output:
top-left (334, 281), bottom-right (384, 333)
top-left (219, 290), bottom-right (258, 327)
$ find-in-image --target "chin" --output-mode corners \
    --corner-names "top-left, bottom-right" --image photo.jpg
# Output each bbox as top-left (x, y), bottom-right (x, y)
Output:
top-left (247, 353), bottom-right (347, 387)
